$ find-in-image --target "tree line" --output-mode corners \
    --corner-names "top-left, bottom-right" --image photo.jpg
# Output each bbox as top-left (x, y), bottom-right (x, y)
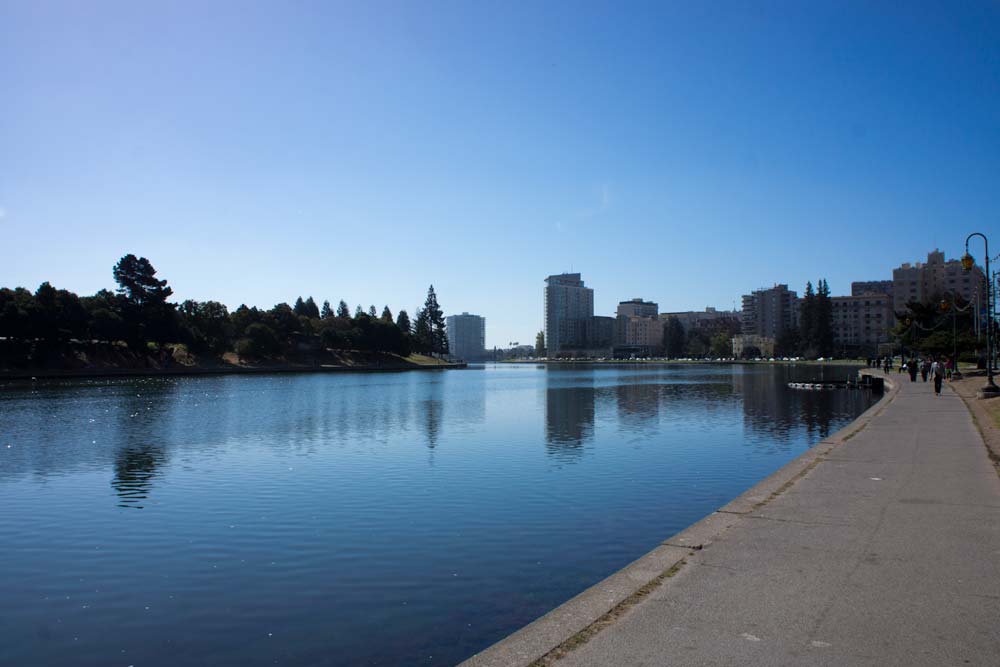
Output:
top-left (0, 254), bottom-right (450, 360)
top-left (773, 279), bottom-right (835, 358)
top-left (662, 317), bottom-right (741, 358)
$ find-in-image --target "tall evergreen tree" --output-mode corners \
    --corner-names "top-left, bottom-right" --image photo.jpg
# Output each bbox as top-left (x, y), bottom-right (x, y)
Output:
top-left (303, 296), bottom-right (321, 319)
top-left (413, 307), bottom-right (432, 352)
top-left (800, 281), bottom-right (816, 355)
top-left (293, 296), bottom-right (307, 316)
top-left (337, 300), bottom-right (350, 318)
top-left (321, 300), bottom-right (334, 319)
top-left (419, 285), bottom-right (448, 354)
top-left (368, 305), bottom-right (377, 318)
top-left (395, 309), bottom-right (411, 333)
top-left (111, 255), bottom-right (176, 343)
top-left (381, 306), bottom-right (393, 323)
top-left (663, 316), bottom-right (686, 357)
top-left (112, 254), bottom-right (173, 307)
top-left (535, 331), bottom-right (546, 357)
top-left (355, 304), bottom-right (364, 318)
top-left (815, 279), bottom-right (834, 356)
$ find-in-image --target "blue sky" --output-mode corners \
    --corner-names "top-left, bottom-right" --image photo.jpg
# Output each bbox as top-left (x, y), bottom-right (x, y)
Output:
top-left (2, 1), bottom-right (998, 346)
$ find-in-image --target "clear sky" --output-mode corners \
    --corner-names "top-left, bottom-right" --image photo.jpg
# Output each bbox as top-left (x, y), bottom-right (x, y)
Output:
top-left (2, 1), bottom-right (998, 347)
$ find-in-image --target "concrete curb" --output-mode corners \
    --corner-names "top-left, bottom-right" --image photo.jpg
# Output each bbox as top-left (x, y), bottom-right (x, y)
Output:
top-left (459, 371), bottom-right (898, 667)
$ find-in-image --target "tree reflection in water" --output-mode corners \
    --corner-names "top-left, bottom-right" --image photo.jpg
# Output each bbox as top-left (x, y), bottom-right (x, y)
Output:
top-left (111, 444), bottom-right (166, 509)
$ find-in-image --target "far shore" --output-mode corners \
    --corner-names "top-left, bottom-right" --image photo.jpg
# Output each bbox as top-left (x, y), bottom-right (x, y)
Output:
top-left (0, 351), bottom-right (466, 382)
top-left (496, 358), bottom-right (868, 366)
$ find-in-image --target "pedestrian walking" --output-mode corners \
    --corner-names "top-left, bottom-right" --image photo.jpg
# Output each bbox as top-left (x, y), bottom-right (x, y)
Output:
top-left (921, 358), bottom-right (930, 382)
top-left (908, 359), bottom-right (918, 382)
top-left (931, 358), bottom-right (944, 395)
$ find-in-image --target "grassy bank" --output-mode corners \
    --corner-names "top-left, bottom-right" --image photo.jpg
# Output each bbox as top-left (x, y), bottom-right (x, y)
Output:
top-left (0, 340), bottom-right (464, 380)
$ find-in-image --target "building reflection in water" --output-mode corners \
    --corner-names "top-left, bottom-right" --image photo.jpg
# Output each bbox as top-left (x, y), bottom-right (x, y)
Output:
top-left (733, 366), bottom-right (835, 447)
top-left (614, 380), bottom-right (661, 434)
top-left (544, 371), bottom-right (596, 461)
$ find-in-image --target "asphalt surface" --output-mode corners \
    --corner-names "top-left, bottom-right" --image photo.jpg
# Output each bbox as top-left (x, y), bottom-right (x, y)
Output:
top-left (558, 377), bottom-right (1000, 666)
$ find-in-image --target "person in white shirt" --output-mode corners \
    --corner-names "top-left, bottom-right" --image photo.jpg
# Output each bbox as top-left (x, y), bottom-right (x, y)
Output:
top-left (930, 358), bottom-right (944, 395)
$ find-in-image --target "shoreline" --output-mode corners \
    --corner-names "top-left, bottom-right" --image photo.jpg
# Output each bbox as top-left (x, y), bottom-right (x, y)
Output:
top-left (498, 358), bottom-right (867, 366)
top-left (0, 360), bottom-right (467, 381)
top-left (459, 369), bottom-right (897, 667)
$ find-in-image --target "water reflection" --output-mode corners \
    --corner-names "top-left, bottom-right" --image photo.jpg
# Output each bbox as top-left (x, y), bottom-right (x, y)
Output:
top-left (422, 379), bottom-right (444, 449)
top-left (544, 373), bottom-right (595, 460)
top-left (0, 364), bottom-right (877, 667)
top-left (614, 380), bottom-right (661, 433)
top-left (111, 443), bottom-right (166, 508)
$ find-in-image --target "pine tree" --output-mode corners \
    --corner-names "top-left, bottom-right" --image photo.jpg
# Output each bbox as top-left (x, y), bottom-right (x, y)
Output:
top-left (816, 279), bottom-right (834, 357)
top-left (663, 316), bottom-right (685, 358)
top-left (355, 304), bottom-right (364, 318)
top-left (413, 307), bottom-right (432, 352)
top-left (293, 297), bottom-right (307, 316)
top-left (381, 306), bottom-right (393, 322)
top-left (801, 281), bottom-right (816, 356)
top-left (113, 254), bottom-right (173, 307)
top-left (321, 300), bottom-right (334, 319)
top-left (337, 300), bottom-right (350, 318)
top-left (395, 310), bottom-right (411, 333)
top-left (304, 296), bottom-right (320, 319)
top-left (420, 285), bottom-right (448, 354)
top-left (535, 331), bottom-right (546, 357)
top-left (368, 305), bottom-right (377, 318)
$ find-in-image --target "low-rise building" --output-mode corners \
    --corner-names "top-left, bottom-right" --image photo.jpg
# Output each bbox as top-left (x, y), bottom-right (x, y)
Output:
top-left (732, 334), bottom-right (775, 358)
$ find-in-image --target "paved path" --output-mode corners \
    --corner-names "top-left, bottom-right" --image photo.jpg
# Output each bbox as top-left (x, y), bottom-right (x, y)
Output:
top-left (555, 376), bottom-right (1000, 666)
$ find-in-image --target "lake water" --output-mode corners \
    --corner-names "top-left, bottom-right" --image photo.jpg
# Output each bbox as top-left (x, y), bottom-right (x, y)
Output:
top-left (0, 363), bottom-right (877, 666)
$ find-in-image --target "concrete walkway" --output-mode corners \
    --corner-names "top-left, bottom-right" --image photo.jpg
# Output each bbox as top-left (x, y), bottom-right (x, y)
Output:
top-left (464, 375), bottom-right (1000, 666)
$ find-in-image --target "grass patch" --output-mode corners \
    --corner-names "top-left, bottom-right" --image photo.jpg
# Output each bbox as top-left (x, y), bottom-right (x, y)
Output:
top-left (403, 353), bottom-right (452, 366)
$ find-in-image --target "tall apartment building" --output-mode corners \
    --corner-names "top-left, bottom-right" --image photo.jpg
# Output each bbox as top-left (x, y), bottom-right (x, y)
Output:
top-left (741, 284), bottom-right (798, 339)
top-left (445, 312), bottom-right (486, 360)
top-left (831, 294), bottom-right (892, 353)
top-left (544, 273), bottom-right (594, 355)
top-left (892, 250), bottom-right (986, 313)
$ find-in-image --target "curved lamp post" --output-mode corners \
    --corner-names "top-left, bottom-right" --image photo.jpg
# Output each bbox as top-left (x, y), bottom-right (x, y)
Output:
top-left (939, 294), bottom-right (969, 380)
top-left (962, 233), bottom-right (999, 396)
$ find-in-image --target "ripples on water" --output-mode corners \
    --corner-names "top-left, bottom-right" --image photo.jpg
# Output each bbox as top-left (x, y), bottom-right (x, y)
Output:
top-left (0, 363), bottom-right (875, 666)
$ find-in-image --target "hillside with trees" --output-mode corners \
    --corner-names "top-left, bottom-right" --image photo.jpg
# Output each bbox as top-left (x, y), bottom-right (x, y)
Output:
top-left (0, 255), bottom-right (456, 376)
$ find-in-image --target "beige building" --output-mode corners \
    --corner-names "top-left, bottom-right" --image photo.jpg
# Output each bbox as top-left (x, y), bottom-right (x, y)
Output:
top-left (732, 334), bottom-right (775, 358)
top-left (660, 307), bottom-right (741, 335)
top-left (892, 250), bottom-right (986, 313)
top-left (831, 294), bottom-right (892, 352)
top-left (614, 299), bottom-right (662, 355)
top-left (616, 316), bottom-right (664, 355)
top-left (617, 298), bottom-right (658, 318)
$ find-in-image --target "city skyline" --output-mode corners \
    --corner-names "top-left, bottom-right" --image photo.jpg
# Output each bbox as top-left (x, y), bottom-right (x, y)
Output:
top-left (3, 2), bottom-right (999, 347)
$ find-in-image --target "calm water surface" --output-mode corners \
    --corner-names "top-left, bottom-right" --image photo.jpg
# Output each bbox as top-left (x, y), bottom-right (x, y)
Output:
top-left (0, 363), bottom-right (876, 666)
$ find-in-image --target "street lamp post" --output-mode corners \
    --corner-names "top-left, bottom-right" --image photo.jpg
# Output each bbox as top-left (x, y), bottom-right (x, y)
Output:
top-left (940, 294), bottom-right (965, 380)
top-left (962, 233), bottom-right (999, 397)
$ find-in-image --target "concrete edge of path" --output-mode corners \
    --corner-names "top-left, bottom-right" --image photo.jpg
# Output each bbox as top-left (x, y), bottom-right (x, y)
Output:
top-left (458, 372), bottom-right (899, 667)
